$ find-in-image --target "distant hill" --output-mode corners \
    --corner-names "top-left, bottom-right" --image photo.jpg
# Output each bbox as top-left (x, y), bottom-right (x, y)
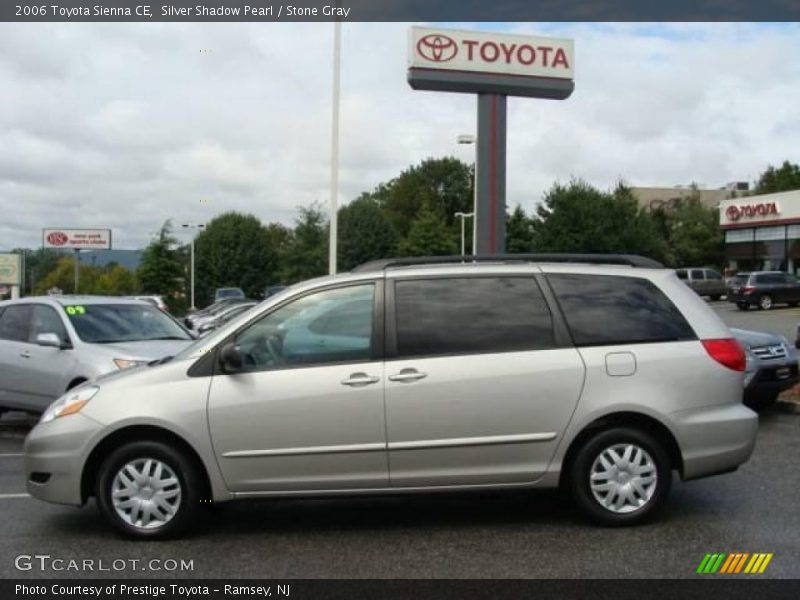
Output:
top-left (78, 249), bottom-right (143, 270)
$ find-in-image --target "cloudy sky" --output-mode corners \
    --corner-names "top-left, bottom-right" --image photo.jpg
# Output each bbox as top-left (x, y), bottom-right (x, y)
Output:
top-left (1, 22), bottom-right (799, 251)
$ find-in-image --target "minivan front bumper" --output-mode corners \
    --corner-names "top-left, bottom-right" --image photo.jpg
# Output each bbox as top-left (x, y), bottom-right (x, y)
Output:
top-left (670, 402), bottom-right (758, 481)
top-left (24, 413), bottom-right (104, 506)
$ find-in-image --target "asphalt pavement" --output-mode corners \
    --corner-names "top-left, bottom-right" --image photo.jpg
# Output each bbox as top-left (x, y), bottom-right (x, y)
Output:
top-left (0, 302), bottom-right (798, 579)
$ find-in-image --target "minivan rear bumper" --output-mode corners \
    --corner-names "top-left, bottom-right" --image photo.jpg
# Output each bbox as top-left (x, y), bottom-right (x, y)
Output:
top-left (670, 402), bottom-right (758, 481)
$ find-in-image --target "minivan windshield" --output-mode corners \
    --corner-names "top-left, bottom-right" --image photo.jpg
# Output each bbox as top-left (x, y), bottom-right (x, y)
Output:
top-left (63, 303), bottom-right (192, 344)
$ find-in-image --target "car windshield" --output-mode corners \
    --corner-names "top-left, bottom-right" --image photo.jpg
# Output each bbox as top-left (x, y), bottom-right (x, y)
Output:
top-left (63, 303), bottom-right (192, 343)
top-left (217, 289), bottom-right (243, 299)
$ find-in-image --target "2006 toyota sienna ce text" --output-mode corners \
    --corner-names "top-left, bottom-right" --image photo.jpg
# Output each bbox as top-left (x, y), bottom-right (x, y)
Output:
top-left (24, 255), bottom-right (758, 539)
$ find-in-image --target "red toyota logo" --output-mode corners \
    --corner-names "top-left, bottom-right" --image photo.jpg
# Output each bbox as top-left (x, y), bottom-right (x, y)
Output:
top-left (46, 231), bottom-right (69, 246)
top-left (417, 34), bottom-right (458, 62)
top-left (726, 205), bottom-right (742, 221)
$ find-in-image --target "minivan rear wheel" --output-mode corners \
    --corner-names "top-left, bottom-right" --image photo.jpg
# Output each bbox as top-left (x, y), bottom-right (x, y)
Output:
top-left (569, 427), bottom-right (671, 526)
top-left (95, 440), bottom-right (201, 539)
top-left (758, 295), bottom-right (773, 310)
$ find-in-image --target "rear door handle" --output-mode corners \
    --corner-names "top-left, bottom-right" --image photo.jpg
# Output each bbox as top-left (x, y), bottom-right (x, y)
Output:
top-left (341, 373), bottom-right (380, 387)
top-left (20, 350), bottom-right (31, 359)
top-left (388, 369), bottom-right (427, 383)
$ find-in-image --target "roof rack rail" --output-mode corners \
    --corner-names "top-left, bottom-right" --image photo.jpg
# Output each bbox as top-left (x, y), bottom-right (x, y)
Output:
top-left (352, 253), bottom-right (664, 272)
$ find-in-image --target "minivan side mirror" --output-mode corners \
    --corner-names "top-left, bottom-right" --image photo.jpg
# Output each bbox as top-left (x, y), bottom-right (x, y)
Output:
top-left (35, 332), bottom-right (64, 349)
top-left (219, 342), bottom-right (243, 373)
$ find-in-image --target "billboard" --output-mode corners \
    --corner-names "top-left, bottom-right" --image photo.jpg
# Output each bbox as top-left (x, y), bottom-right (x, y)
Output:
top-left (42, 228), bottom-right (112, 250)
top-left (409, 27), bottom-right (574, 81)
top-left (0, 253), bottom-right (22, 286)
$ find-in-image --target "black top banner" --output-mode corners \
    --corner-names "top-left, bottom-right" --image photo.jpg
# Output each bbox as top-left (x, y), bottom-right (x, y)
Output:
top-left (3, 0), bottom-right (800, 22)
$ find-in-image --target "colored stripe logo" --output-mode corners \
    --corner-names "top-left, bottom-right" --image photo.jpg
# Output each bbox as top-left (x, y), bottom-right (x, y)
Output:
top-left (697, 553), bottom-right (773, 574)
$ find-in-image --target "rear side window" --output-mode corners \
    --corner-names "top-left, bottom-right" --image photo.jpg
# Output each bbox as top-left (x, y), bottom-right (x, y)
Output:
top-left (756, 273), bottom-right (785, 284)
top-left (690, 269), bottom-right (705, 280)
top-left (547, 274), bottom-right (696, 347)
top-left (676, 270), bottom-right (687, 280)
top-left (394, 277), bottom-right (555, 358)
top-left (0, 305), bottom-right (31, 342)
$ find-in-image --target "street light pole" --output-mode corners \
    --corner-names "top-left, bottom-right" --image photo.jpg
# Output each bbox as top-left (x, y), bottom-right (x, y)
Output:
top-left (328, 20), bottom-right (342, 275)
top-left (181, 223), bottom-right (205, 311)
top-left (457, 134), bottom-right (478, 255)
top-left (454, 212), bottom-right (475, 257)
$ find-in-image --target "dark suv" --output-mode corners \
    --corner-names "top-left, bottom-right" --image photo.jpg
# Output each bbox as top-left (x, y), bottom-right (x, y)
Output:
top-left (727, 271), bottom-right (800, 310)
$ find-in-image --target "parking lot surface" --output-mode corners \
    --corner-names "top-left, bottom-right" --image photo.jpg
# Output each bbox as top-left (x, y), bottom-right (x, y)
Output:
top-left (0, 302), bottom-right (798, 579)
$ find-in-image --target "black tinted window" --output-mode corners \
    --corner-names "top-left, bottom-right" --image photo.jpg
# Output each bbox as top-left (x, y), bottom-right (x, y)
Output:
top-left (0, 305), bottom-right (31, 342)
top-left (756, 273), bottom-right (785, 284)
top-left (394, 277), bottom-right (555, 358)
top-left (690, 269), bottom-right (704, 279)
top-left (676, 270), bottom-right (687, 280)
top-left (547, 274), bottom-right (695, 346)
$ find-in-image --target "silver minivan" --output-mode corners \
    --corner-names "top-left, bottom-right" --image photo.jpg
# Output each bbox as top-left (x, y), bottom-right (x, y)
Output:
top-left (24, 256), bottom-right (758, 538)
top-left (0, 296), bottom-right (193, 414)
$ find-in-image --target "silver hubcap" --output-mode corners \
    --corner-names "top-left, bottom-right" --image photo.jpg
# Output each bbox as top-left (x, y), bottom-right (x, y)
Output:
top-left (589, 443), bottom-right (657, 514)
top-left (761, 296), bottom-right (772, 309)
top-left (111, 458), bottom-right (182, 530)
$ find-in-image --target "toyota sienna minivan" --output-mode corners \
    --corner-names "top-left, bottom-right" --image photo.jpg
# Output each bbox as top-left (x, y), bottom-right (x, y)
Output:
top-left (24, 255), bottom-right (758, 538)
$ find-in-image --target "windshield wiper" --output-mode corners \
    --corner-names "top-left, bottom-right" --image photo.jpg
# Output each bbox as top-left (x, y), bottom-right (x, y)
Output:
top-left (148, 355), bottom-right (174, 366)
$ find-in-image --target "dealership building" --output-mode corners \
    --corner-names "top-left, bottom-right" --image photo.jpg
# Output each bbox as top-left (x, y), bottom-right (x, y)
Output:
top-left (720, 189), bottom-right (800, 274)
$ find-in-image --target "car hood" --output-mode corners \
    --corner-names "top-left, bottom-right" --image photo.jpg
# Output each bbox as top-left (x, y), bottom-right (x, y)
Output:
top-left (730, 327), bottom-right (783, 348)
top-left (91, 339), bottom-right (193, 360)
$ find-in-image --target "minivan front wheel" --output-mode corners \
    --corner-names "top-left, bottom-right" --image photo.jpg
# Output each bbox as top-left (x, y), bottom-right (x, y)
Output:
top-left (96, 441), bottom-right (201, 539)
top-left (569, 427), bottom-right (671, 526)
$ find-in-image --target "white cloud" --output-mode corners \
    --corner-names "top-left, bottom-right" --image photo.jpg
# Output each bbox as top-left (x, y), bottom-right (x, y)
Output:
top-left (1, 22), bottom-right (799, 250)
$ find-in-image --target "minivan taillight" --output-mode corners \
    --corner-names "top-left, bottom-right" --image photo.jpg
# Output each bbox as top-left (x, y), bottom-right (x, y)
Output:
top-left (743, 286), bottom-right (756, 295)
top-left (702, 339), bottom-right (746, 372)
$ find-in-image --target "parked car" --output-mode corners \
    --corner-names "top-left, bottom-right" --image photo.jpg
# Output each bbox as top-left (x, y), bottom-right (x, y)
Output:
top-left (213, 287), bottom-right (245, 303)
top-left (127, 295), bottom-right (169, 312)
top-left (263, 285), bottom-right (287, 299)
top-left (0, 296), bottom-right (194, 414)
top-left (675, 268), bottom-right (726, 301)
top-left (25, 254), bottom-right (757, 539)
top-left (196, 302), bottom-right (258, 336)
top-left (727, 271), bottom-right (800, 310)
top-left (731, 328), bottom-right (799, 410)
top-left (184, 297), bottom-right (254, 330)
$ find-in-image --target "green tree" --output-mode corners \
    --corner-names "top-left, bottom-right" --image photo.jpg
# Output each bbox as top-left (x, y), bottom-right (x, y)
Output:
top-left (337, 196), bottom-right (398, 271)
top-left (506, 205), bottom-right (536, 253)
top-left (532, 180), bottom-right (666, 260)
top-left (279, 205), bottom-right (328, 284)
top-left (194, 212), bottom-right (279, 306)
top-left (13, 248), bottom-right (64, 295)
top-left (755, 160), bottom-right (800, 194)
top-left (367, 157), bottom-right (474, 238)
top-left (398, 202), bottom-right (458, 257)
top-left (94, 264), bottom-right (138, 295)
top-left (650, 190), bottom-right (723, 268)
top-left (137, 221), bottom-right (184, 296)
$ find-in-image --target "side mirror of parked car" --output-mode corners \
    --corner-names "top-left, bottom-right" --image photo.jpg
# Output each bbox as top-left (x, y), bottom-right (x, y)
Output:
top-left (219, 343), bottom-right (243, 373)
top-left (35, 332), bottom-right (65, 349)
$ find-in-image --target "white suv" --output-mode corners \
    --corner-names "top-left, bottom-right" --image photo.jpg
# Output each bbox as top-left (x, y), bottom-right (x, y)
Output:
top-left (25, 255), bottom-right (757, 538)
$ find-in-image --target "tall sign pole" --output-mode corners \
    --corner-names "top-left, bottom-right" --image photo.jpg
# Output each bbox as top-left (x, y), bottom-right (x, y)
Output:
top-left (408, 27), bottom-right (574, 255)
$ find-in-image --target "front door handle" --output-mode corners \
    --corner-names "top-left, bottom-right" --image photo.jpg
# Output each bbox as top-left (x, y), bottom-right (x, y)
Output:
top-left (20, 350), bottom-right (31, 359)
top-left (341, 372), bottom-right (380, 387)
top-left (388, 368), bottom-right (428, 383)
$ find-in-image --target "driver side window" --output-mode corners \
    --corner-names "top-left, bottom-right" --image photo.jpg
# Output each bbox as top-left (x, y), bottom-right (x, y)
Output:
top-left (235, 284), bottom-right (375, 371)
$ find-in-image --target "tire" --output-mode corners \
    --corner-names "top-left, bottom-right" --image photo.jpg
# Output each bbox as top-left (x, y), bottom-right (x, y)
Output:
top-left (95, 440), bottom-right (202, 540)
top-left (710, 295), bottom-right (722, 302)
top-left (790, 302), bottom-right (798, 308)
top-left (736, 302), bottom-right (749, 311)
top-left (568, 427), bottom-right (672, 526)
top-left (758, 295), bottom-right (773, 310)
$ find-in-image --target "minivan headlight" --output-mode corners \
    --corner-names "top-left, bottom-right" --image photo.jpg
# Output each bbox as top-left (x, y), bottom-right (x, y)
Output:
top-left (40, 386), bottom-right (99, 424)
top-left (113, 358), bottom-right (148, 370)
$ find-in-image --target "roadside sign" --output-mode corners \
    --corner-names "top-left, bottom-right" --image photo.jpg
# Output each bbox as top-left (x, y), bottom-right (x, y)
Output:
top-left (42, 228), bottom-right (112, 250)
top-left (0, 253), bottom-right (22, 285)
